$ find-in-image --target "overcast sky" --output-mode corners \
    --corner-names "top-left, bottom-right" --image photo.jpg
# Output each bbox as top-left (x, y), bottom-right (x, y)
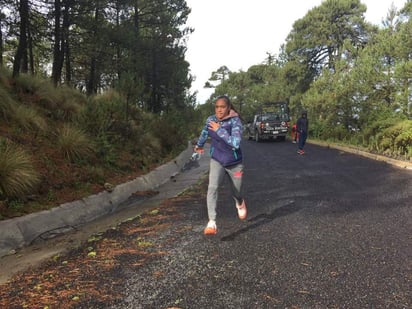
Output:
top-left (184, 0), bottom-right (407, 104)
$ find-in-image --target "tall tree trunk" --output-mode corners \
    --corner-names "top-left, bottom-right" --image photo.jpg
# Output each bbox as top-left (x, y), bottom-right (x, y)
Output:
top-left (63, 0), bottom-right (72, 84)
top-left (87, 57), bottom-right (97, 94)
top-left (65, 39), bottom-right (71, 84)
top-left (86, 4), bottom-right (100, 94)
top-left (115, 1), bottom-right (121, 80)
top-left (52, 0), bottom-right (62, 85)
top-left (151, 51), bottom-right (161, 113)
top-left (0, 12), bottom-right (3, 67)
top-left (28, 21), bottom-right (34, 74)
top-left (12, 0), bottom-right (29, 77)
top-left (133, 1), bottom-right (140, 73)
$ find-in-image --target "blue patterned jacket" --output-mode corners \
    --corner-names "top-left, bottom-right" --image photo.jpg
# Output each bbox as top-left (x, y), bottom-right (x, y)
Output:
top-left (196, 110), bottom-right (243, 167)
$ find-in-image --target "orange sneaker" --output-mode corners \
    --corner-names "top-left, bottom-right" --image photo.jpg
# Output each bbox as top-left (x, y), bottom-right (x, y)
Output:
top-left (236, 200), bottom-right (247, 220)
top-left (204, 220), bottom-right (217, 235)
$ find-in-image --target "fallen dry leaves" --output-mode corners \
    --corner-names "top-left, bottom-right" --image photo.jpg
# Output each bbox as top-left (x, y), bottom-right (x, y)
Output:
top-left (0, 188), bottom-right (205, 308)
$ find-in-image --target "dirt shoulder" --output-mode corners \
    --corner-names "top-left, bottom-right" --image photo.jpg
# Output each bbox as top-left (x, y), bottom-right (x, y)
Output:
top-left (0, 152), bottom-right (209, 285)
top-left (0, 181), bottom-right (207, 308)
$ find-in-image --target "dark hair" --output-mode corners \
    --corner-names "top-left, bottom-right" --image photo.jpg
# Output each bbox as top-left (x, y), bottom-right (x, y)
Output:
top-left (215, 95), bottom-right (231, 107)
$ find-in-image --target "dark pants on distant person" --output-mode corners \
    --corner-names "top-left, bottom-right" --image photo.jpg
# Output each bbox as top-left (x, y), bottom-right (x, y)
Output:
top-left (298, 131), bottom-right (307, 150)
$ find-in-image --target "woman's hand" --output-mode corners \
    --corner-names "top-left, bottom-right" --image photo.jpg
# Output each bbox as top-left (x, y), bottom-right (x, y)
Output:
top-left (194, 146), bottom-right (204, 154)
top-left (208, 121), bottom-right (220, 132)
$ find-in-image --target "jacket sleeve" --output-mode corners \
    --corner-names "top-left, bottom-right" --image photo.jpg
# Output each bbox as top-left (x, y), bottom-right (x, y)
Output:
top-left (196, 117), bottom-right (211, 147)
top-left (216, 117), bottom-right (243, 149)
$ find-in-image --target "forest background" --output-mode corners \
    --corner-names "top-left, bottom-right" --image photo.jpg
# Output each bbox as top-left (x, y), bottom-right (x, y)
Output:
top-left (0, 0), bottom-right (411, 219)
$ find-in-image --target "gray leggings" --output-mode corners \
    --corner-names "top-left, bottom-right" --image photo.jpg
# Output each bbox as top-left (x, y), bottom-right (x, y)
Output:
top-left (207, 158), bottom-right (244, 221)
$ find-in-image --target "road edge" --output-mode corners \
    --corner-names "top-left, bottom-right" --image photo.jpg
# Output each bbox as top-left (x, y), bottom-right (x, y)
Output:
top-left (309, 139), bottom-right (412, 170)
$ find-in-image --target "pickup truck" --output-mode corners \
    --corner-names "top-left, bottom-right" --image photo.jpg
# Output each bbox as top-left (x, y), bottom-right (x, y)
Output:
top-left (246, 112), bottom-right (290, 142)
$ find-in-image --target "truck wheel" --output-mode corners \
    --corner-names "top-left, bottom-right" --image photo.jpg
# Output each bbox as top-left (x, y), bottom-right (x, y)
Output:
top-left (255, 132), bottom-right (260, 142)
top-left (248, 130), bottom-right (252, 140)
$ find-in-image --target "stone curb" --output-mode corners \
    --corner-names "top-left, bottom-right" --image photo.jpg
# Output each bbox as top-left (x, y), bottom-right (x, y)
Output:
top-left (0, 143), bottom-right (195, 258)
top-left (309, 140), bottom-right (412, 170)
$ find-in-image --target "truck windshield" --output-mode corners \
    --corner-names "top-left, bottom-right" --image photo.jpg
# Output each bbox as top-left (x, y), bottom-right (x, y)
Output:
top-left (261, 102), bottom-right (290, 122)
top-left (262, 114), bottom-right (279, 121)
top-left (261, 112), bottom-right (289, 122)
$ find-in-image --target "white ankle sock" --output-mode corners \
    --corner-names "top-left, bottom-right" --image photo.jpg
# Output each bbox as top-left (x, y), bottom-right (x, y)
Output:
top-left (207, 220), bottom-right (216, 228)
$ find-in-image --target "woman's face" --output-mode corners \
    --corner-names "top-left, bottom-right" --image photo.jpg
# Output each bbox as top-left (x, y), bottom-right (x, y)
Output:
top-left (214, 98), bottom-right (230, 120)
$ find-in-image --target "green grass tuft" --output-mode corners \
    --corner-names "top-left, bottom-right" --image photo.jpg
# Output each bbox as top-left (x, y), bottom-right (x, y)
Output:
top-left (0, 140), bottom-right (41, 198)
top-left (57, 124), bottom-right (95, 162)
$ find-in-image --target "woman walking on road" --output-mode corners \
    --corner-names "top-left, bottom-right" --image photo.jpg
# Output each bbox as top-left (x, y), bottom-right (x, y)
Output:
top-left (194, 95), bottom-right (247, 235)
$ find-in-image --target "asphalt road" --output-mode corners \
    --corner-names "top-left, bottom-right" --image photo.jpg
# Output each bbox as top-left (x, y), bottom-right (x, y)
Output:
top-left (107, 139), bottom-right (412, 309)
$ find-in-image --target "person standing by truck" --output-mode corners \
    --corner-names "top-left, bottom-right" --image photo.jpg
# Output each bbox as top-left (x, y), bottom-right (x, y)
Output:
top-left (194, 95), bottom-right (247, 235)
top-left (296, 111), bottom-right (309, 155)
top-left (291, 123), bottom-right (298, 143)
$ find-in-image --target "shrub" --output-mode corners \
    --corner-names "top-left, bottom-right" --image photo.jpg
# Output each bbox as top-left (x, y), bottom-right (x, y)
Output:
top-left (85, 166), bottom-right (106, 184)
top-left (0, 140), bottom-right (41, 199)
top-left (368, 119), bottom-right (412, 159)
top-left (57, 124), bottom-right (95, 162)
top-left (363, 117), bottom-right (399, 143)
top-left (20, 80), bottom-right (85, 121)
top-left (13, 104), bottom-right (48, 132)
top-left (140, 131), bottom-right (162, 158)
top-left (0, 67), bottom-right (11, 88)
top-left (328, 125), bottom-right (350, 141)
top-left (386, 121), bottom-right (412, 157)
top-left (154, 107), bottom-right (198, 154)
top-left (35, 81), bottom-right (63, 111)
top-left (77, 91), bottom-right (126, 139)
top-left (308, 120), bottom-right (328, 140)
top-left (14, 75), bottom-right (86, 121)
top-left (47, 85), bottom-right (86, 121)
top-left (59, 85), bottom-right (87, 106)
top-left (0, 85), bottom-right (16, 121)
top-left (95, 134), bottom-right (119, 166)
top-left (394, 130), bottom-right (412, 159)
top-left (148, 115), bottom-right (176, 154)
top-left (14, 73), bottom-right (44, 94)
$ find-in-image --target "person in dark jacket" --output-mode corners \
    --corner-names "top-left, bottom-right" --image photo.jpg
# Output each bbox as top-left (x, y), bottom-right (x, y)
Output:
top-left (194, 95), bottom-right (247, 235)
top-left (296, 111), bottom-right (309, 155)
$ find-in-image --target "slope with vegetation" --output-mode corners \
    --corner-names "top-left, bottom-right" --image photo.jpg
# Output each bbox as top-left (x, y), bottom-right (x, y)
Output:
top-left (0, 69), bottom-right (200, 220)
top-left (0, 0), bottom-right (202, 219)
